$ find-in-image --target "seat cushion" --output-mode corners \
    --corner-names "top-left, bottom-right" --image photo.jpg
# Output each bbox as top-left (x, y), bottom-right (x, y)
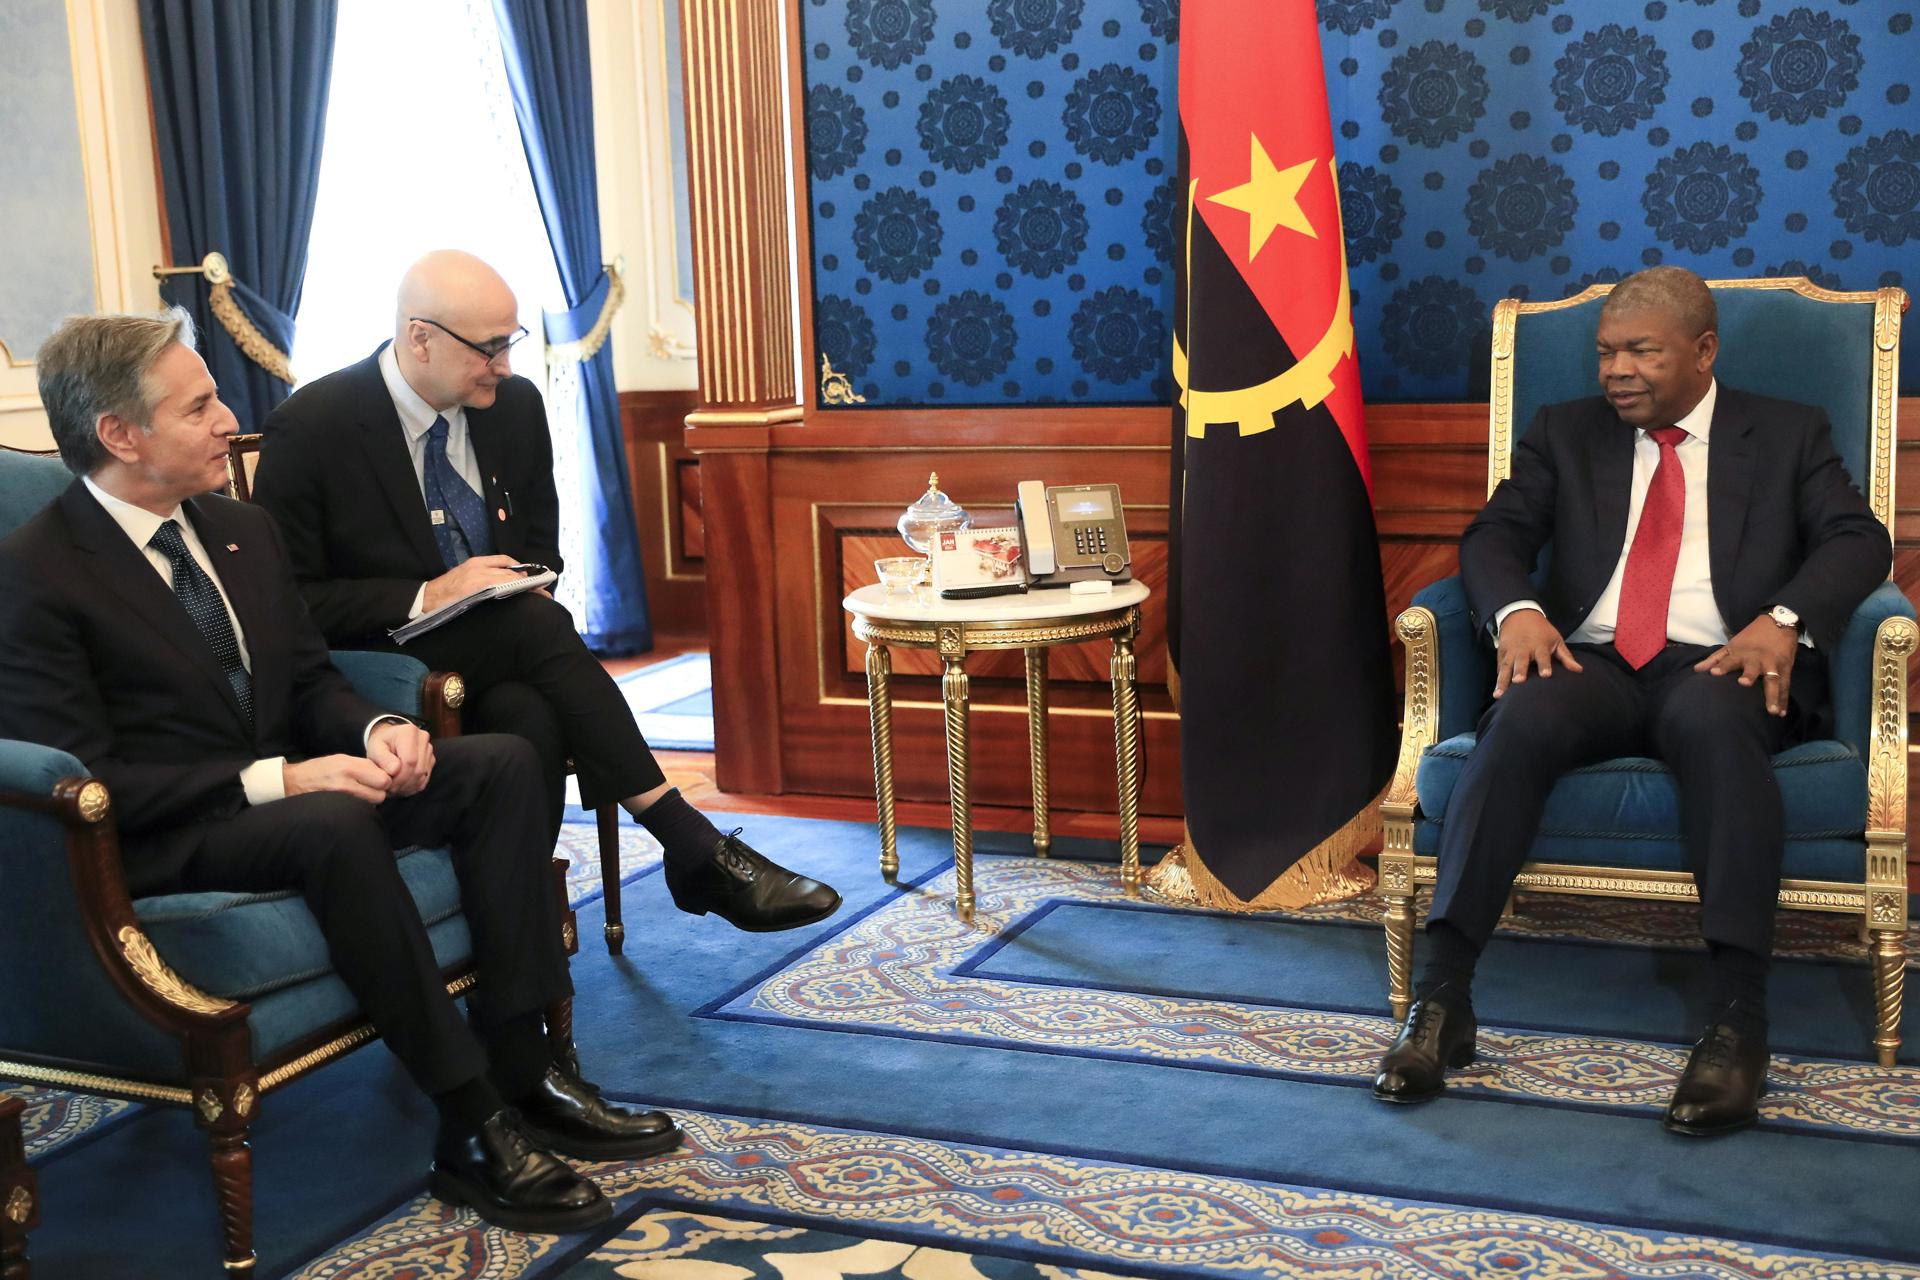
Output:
top-left (133, 845), bottom-right (466, 1000)
top-left (1413, 735), bottom-right (1870, 882)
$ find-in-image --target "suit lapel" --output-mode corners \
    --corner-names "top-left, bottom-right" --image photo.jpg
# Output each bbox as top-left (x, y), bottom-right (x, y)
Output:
top-left (1706, 390), bottom-right (1757, 613)
top-left (60, 485), bottom-right (252, 736)
top-left (1589, 412), bottom-right (1636, 584)
top-left (349, 352), bottom-right (447, 571)
top-left (464, 403), bottom-right (508, 526)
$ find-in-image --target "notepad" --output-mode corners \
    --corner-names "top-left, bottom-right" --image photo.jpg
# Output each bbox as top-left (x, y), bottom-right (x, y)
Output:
top-left (388, 568), bottom-right (558, 644)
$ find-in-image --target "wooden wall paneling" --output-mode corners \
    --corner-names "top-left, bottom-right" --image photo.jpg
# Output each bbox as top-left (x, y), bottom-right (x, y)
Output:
top-left (620, 390), bottom-right (705, 635)
top-left (762, 441), bottom-right (1181, 819)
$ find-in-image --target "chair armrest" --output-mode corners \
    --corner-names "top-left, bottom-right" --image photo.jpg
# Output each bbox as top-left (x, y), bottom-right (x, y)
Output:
top-left (0, 741), bottom-right (246, 1070)
top-left (1409, 576), bottom-right (1495, 742)
top-left (1831, 581), bottom-right (1917, 759)
top-left (327, 649), bottom-right (465, 738)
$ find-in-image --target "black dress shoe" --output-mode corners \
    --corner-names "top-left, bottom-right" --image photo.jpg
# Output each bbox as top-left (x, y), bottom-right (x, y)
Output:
top-left (429, 1110), bottom-right (610, 1233)
top-left (671, 830), bottom-right (842, 932)
top-left (1664, 1003), bottom-right (1768, 1137)
top-left (516, 1066), bottom-right (684, 1160)
top-left (1373, 984), bottom-right (1478, 1104)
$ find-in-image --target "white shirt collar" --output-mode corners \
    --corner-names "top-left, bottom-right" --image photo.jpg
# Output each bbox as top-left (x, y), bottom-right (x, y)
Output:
top-left (82, 474), bottom-right (183, 550)
top-left (378, 342), bottom-right (463, 442)
top-left (1644, 378), bottom-right (1716, 444)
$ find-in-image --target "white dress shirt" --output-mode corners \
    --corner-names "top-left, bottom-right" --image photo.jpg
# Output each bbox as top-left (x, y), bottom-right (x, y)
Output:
top-left (83, 476), bottom-right (393, 805)
top-left (1495, 380), bottom-right (1811, 651)
top-left (378, 344), bottom-right (487, 620)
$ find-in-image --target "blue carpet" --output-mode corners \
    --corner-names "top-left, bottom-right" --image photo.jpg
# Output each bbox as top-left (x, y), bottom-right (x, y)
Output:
top-left (22, 813), bottom-right (1920, 1278)
top-left (615, 652), bottom-right (713, 751)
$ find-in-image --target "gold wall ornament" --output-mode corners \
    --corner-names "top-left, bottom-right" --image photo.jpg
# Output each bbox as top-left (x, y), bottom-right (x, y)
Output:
top-left (153, 251), bottom-right (295, 385)
top-left (116, 925), bottom-right (237, 1015)
top-left (820, 355), bottom-right (867, 405)
top-left (4, 1185), bottom-right (30, 1225)
top-left (546, 258), bottom-right (629, 365)
top-left (76, 778), bottom-right (111, 823)
top-left (196, 1088), bottom-right (223, 1124)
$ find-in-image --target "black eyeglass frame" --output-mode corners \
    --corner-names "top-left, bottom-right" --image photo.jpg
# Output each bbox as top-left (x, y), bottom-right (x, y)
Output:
top-left (408, 315), bottom-right (531, 361)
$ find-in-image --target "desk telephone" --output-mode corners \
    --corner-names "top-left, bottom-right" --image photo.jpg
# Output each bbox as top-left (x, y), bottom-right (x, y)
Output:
top-left (1015, 481), bottom-right (1132, 588)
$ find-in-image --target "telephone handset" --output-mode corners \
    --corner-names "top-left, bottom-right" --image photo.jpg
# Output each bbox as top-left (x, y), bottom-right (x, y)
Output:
top-left (1015, 481), bottom-right (1132, 588)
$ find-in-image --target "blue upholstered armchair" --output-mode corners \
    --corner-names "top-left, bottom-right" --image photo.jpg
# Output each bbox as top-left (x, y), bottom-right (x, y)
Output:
top-left (1378, 278), bottom-right (1913, 1066)
top-left (0, 447), bottom-right (579, 1277)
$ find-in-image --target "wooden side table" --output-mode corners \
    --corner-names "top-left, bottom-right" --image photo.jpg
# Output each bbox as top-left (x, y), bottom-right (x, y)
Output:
top-left (1, 1096), bottom-right (36, 1280)
top-left (845, 581), bottom-right (1151, 923)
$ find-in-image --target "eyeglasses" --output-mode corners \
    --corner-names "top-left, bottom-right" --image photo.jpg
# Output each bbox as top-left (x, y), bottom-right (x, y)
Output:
top-left (409, 316), bottom-right (530, 362)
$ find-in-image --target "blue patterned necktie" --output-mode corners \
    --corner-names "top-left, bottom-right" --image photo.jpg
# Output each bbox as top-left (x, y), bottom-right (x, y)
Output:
top-left (149, 520), bottom-right (253, 727)
top-left (423, 415), bottom-right (494, 568)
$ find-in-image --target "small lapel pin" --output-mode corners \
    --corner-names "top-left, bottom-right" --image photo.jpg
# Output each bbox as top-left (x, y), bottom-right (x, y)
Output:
top-left (225, 543), bottom-right (239, 553)
top-left (496, 508), bottom-right (507, 522)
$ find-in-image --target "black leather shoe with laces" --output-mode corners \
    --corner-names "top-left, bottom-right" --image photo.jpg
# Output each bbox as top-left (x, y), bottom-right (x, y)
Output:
top-left (429, 1110), bottom-right (611, 1233)
top-left (670, 830), bottom-right (842, 932)
top-left (1372, 983), bottom-right (1478, 1104)
top-left (517, 1066), bottom-right (684, 1160)
top-left (1663, 1002), bottom-right (1768, 1137)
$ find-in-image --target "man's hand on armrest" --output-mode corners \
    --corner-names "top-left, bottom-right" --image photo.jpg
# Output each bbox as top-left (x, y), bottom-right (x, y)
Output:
top-left (1494, 607), bottom-right (1584, 699)
top-left (421, 554), bottom-right (531, 613)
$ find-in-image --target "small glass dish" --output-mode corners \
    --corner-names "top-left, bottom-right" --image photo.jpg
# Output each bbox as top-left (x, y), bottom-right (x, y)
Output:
top-left (875, 556), bottom-right (929, 599)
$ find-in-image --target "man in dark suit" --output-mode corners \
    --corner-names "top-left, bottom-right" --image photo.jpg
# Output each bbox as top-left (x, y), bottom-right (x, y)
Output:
top-left (1371, 267), bottom-right (1890, 1135)
top-left (252, 250), bottom-right (838, 933)
top-left (0, 310), bottom-right (682, 1232)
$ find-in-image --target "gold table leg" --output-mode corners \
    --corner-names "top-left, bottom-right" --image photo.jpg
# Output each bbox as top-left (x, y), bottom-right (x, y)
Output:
top-left (942, 653), bottom-right (974, 923)
top-left (865, 642), bottom-right (898, 881)
top-left (1025, 646), bottom-right (1050, 858)
top-left (1111, 621), bottom-right (1141, 896)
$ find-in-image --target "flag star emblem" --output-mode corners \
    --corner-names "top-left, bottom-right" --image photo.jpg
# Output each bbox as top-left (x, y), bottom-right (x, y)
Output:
top-left (1206, 132), bottom-right (1318, 260)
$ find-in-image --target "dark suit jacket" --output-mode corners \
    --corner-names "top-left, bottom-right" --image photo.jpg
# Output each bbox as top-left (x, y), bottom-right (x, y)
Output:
top-left (0, 482), bottom-right (384, 892)
top-left (251, 345), bottom-right (562, 645)
top-left (1461, 386), bottom-right (1891, 660)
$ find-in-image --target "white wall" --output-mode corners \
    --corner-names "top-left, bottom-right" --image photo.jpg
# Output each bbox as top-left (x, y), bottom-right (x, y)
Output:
top-left (0, 0), bottom-right (165, 451)
top-left (588, 0), bottom-right (699, 393)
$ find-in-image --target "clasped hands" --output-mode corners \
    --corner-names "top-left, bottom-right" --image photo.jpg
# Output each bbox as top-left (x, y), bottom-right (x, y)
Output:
top-left (283, 720), bottom-right (435, 803)
top-left (1494, 609), bottom-right (1797, 716)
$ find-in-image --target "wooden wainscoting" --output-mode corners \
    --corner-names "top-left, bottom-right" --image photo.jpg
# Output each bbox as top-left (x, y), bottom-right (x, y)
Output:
top-left (621, 390), bottom-right (706, 636)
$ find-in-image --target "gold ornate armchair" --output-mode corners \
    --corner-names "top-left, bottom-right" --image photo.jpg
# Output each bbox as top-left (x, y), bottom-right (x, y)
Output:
top-left (1379, 278), bottom-right (1912, 1065)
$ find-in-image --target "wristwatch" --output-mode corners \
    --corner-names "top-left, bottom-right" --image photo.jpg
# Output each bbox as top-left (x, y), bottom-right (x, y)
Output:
top-left (1768, 604), bottom-right (1801, 632)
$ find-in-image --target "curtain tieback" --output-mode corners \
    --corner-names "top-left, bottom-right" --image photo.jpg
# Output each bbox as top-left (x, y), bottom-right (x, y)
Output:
top-left (542, 256), bottom-right (627, 365)
top-left (152, 251), bottom-right (296, 386)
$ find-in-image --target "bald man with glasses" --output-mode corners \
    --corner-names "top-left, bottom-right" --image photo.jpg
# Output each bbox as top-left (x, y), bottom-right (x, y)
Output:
top-left (254, 250), bottom-right (840, 935)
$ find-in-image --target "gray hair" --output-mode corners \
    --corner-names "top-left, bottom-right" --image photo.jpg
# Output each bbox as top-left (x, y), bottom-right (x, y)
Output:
top-left (1601, 265), bottom-right (1717, 339)
top-left (36, 308), bottom-right (199, 476)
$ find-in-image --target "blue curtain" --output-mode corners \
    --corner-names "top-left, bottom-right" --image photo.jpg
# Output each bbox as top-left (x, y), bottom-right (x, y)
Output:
top-left (138, 0), bottom-right (336, 430)
top-left (493, 0), bottom-right (652, 655)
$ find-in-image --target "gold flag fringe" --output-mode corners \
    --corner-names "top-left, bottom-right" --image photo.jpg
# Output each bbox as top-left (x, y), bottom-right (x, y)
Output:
top-left (1146, 784), bottom-right (1387, 912)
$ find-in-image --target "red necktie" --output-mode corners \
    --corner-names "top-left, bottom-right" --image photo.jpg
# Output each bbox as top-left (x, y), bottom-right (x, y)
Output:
top-left (1614, 426), bottom-right (1691, 669)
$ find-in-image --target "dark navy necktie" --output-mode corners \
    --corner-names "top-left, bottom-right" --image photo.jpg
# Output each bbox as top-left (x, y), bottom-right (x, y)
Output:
top-left (423, 415), bottom-right (494, 568)
top-left (149, 520), bottom-right (253, 726)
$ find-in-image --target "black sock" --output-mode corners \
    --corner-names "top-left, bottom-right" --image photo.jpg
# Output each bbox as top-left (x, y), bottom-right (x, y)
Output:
top-left (1416, 920), bottom-right (1482, 1001)
top-left (484, 1010), bottom-right (555, 1102)
top-left (1707, 942), bottom-right (1770, 1031)
top-left (636, 787), bottom-right (725, 876)
top-left (435, 1076), bottom-right (506, 1132)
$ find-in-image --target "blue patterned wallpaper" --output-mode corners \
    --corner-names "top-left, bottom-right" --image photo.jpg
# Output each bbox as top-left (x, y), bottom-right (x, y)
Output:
top-left (799, 0), bottom-right (1919, 407)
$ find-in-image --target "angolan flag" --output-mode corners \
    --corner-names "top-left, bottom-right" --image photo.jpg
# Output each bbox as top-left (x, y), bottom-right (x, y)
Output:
top-left (1159, 0), bottom-right (1398, 908)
